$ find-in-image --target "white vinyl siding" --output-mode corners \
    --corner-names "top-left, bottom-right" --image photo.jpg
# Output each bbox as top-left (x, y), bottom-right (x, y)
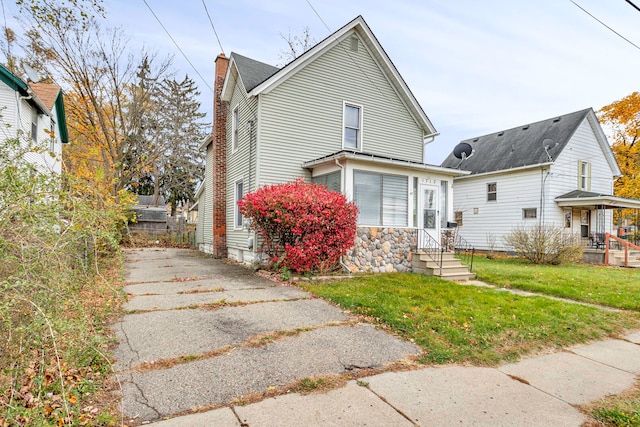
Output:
top-left (453, 169), bottom-right (542, 251)
top-left (197, 143), bottom-right (213, 249)
top-left (257, 32), bottom-right (425, 186)
top-left (353, 170), bottom-right (408, 226)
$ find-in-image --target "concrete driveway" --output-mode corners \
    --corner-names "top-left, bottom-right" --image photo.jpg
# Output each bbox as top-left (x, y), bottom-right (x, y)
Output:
top-left (114, 248), bottom-right (420, 423)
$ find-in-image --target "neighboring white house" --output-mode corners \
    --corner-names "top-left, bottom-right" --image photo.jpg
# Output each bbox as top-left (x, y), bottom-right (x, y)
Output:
top-left (441, 108), bottom-right (640, 252)
top-left (200, 15), bottom-right (468, 272)
top-left (0, 64), bottom-right (68, 173)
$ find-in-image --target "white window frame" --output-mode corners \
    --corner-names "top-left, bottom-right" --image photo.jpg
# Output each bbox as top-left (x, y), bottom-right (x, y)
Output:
top-left (523, 208), bottom-right (537, 219)
top-left (234, 179), bottom-right (244, 229)
top-left (31, 109), bottom-right (38, 143)
top-left (487, 182), bottom-right (497, 202)
top-left (342, 101), bottom-right (363, 151)
top-left (232, 105), bottom-right (239, 153)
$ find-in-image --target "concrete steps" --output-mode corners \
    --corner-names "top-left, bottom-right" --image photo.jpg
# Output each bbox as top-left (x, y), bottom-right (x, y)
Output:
top-left (412, 251), bottom-right (475, 281)
top-left (609, 249), bottom-right (640, 268)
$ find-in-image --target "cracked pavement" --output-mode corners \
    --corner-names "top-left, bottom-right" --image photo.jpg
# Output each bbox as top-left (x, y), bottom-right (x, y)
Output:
top-left (113, 248), bottom-right (420, 424)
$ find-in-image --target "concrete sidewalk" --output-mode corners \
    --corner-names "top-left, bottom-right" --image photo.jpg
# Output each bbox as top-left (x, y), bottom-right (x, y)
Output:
top-left (115, 248), bottom-right (640, 426)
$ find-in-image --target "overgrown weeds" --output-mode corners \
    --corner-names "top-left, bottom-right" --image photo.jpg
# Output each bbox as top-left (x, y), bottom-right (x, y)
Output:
top-left (1, 136), bottom-right (128, 425)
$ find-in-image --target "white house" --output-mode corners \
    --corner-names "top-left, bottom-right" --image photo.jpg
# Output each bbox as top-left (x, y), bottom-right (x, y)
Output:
top-left (199, 16), bottom-right (468, 273)
top-left (441, 108), bottom-right (640, 254)
top-left (0, 64), bottom-right (68, 173)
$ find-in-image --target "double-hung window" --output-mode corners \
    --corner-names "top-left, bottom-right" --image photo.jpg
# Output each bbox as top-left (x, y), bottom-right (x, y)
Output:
top-left (578, 160), bottom-right (591, 190)
top-left (232, 105), bottom-right (239, 152)
top-left (234, 179), bottom-right (244, 228)
top-left (487, 182), bottom-right (497, 202)
top-left (31, 109), bottom-right (38, 143)
top-left (343, 103), bottom-right (362, 150)
top-left (353, 171), bottom-right (407, 226)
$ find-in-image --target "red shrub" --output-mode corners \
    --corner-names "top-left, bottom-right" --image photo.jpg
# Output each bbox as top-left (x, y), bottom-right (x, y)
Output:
top-left (238, 178), bottom-right (358, 273)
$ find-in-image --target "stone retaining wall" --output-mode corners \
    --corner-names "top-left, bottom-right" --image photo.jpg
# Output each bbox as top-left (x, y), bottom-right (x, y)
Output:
top-left (343, 227), bottom-right (418, 273)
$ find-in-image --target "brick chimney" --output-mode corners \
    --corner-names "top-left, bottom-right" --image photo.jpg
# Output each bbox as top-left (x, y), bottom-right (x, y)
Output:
top-left (212, 53), bottom-right (229, 258)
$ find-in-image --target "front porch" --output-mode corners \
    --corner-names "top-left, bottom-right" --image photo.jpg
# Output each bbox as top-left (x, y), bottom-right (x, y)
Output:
top-left (582, 233), bottom-right (640, 268)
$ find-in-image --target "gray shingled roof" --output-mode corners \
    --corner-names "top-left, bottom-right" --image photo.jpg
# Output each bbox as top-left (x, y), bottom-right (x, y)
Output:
top-left (231, 52), bottom-right (280, 92)
top-left (440, 109), bottom-right (593, 174)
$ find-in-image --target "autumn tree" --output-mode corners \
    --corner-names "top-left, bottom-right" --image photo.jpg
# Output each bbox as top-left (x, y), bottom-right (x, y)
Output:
top-left (599, 92), bottom-right (640, 230)
top-left (599, 92), bottom-right (640, 207)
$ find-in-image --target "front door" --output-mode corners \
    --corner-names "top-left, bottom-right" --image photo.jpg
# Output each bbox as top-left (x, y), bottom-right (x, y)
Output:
top-left (418, 183), bottom-right (440, 249)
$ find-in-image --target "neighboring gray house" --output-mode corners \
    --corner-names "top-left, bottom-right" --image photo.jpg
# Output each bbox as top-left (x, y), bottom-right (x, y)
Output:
top-left (441, 108), bottom-right (640, 257)
top-left (0, 64), bottom-right (68, 173)
top-left (200, 15), bottom-right (468, 273)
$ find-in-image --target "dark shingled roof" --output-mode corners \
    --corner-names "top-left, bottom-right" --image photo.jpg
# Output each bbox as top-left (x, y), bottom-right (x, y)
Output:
top-left (440, 109), bottom-right (592, 174)
top-left (231, 52), bottom-right (280, 92)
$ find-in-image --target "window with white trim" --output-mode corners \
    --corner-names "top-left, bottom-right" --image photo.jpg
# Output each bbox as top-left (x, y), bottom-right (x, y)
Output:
top-left (487, 182), bottom-right (497, 202)
top-left (353, 171), bottom-right (407, 226)
top-left (232, 105), bottom-right (239, 152)
top-left (31, 109), bottom-right (38, 143)
top-left (578, 160), bottom-right (591, 190)
top-left (523, 208), bottom-right (537, 219)
top-left (343, 103), bottom-right (362, 150)
top-left (234, 179), bottom-right (244, 228)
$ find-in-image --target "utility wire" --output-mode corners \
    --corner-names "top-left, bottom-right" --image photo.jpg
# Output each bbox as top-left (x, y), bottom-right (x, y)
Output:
top-left (570, 0), bottom-right (640, 51)
top-left (624, 0), bottom-right (640, 13)
top-left (141, 0), bottom-right (214, 93)
top-left (201, 0), bottom-right (225, 55)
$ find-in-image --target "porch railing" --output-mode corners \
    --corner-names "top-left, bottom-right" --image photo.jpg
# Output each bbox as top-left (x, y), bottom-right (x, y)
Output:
top-left (418, 229), bottom-right (444, 276)
top-left (417, 229), bottom-right (476, 274)
top-left (453, 233), bottom-right (475, 273)
top-left (604, 233), bottom-right (640, 267)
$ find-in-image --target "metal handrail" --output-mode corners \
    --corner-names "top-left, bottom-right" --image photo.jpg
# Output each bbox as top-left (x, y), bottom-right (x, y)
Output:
top-left (418, 229), bottom-right (444, 275)
top-left (453, 233), bottom-right (475, 273)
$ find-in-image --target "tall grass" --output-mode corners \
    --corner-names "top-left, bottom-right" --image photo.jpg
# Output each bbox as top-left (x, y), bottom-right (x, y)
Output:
top-left (1, 136), bottom-right (128, 425)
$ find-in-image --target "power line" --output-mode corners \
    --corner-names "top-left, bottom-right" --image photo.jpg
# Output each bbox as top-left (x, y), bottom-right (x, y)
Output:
top-left (570, 0), bottom-right (640, 52)
top-left (201, 0), bottom-right (224, 55)
top-left (624, 0), bottom-right (640, 13)
top-left (141, 0), bottom-right (214, 93)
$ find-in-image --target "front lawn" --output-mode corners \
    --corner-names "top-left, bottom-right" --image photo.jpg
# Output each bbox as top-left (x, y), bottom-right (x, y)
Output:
top-left (299, 273), bottom-right (640, 366)
top-left (472, 256), bottom-right (640, 311)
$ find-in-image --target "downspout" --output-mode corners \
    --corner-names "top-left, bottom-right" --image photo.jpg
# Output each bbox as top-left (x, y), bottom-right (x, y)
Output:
top-left (539, 166), bottom-right (550, 226)
top-left (335, 158), bottom-right (352, 274)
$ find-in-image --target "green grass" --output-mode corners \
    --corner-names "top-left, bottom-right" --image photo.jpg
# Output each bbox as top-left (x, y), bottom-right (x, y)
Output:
top-left (589, 379), bottom-right (640, 426)
top-left (473, 256), bottom-right (640, 310)
top-left (299, 273), bottom-right (640, 366)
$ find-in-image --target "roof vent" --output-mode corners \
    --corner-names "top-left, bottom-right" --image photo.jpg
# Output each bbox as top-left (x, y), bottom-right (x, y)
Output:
top-left (473, 138), bottom-right (479, 142)
top-left (522, 125), bottom-right (529, 130)
top-left (498, 132), bottom-right (504, 136)
top-left (553, 117), bottom-right (561, 123)
top-left (350, 37), bottom-right (359, 52)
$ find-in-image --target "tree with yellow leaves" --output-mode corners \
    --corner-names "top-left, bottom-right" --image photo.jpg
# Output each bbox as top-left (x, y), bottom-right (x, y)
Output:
top-left (598, 92), bottom-right (640, 226)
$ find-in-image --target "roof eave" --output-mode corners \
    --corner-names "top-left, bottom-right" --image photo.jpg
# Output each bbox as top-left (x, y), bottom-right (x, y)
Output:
top-left (303, 151), bottom-right (470, 176)
top-left (555, 196), bottom-right (640, 209)
top-left (454, 162), bottom-right (554, 179)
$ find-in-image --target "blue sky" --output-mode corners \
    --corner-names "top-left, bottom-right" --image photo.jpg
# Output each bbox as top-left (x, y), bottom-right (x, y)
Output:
top-left (12, 0), bottom-right (640, 163)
